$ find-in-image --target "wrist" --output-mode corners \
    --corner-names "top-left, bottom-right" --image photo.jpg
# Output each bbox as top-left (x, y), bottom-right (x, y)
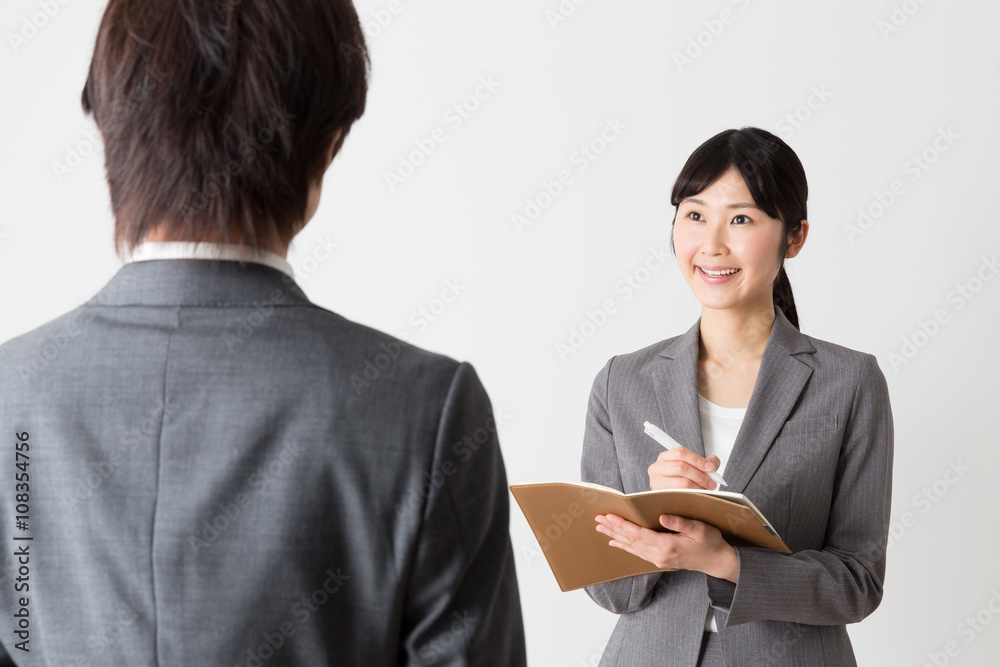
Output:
top-left (706, 543), bottom-right (739, 583)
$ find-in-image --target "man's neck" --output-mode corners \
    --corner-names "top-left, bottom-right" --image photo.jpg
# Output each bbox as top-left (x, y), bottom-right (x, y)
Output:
top-left (143, 225), bottom-right (290, 259)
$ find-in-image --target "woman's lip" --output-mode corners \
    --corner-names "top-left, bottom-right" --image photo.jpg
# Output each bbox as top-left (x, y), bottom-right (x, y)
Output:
top-left (697, 266), bottom-right (741, 283)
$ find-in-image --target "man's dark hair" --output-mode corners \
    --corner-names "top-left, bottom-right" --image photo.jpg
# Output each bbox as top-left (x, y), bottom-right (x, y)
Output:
top-left (82, 0), bottom-right (370, 259)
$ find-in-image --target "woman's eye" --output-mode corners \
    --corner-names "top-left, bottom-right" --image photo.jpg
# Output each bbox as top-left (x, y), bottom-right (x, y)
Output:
top-left (732, 215), bottom-right (752, 225)
top-left (687, 211), bottom-right (704, 221)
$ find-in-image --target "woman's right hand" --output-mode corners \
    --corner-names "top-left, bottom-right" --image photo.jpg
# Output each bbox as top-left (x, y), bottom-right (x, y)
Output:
top-left (647, 447), bottom-right (722, 490)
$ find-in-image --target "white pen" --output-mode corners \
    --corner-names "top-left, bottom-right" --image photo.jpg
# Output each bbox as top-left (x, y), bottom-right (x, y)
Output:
top-left (643, 420), bottom-right (728, 488)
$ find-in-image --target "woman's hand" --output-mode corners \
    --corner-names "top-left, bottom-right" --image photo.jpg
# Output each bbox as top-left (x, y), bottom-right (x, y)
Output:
top-left (647, 446), bottom-right (722, 490)
top-left (594, 513), bottom-right (739, 583)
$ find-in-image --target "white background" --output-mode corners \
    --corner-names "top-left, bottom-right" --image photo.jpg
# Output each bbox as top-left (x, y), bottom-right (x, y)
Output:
top-left (2, 0), bottom-right (999, 665)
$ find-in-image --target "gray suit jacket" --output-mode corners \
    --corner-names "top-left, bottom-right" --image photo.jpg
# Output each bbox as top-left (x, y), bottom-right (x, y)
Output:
top-left (581, 308), bottom-right (893, 666)
top-left (0, 259), bottom-right (526, 666)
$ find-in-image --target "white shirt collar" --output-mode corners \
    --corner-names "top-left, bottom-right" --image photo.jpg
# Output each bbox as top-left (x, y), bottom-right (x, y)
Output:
top-left (126, 241), bottom-right (295, 280)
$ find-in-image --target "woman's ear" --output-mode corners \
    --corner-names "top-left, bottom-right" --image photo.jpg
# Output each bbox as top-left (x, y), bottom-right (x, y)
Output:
top-left (785, 219), bottom-right (809, 259)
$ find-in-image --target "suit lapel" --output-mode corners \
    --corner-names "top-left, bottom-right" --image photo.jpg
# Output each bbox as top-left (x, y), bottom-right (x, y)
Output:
top-left (722, 309), bottom-right (816, 493)
top-left (651, 317), bottom-right (705, 458)
top-left (651, 308), bottom-right (816, 494)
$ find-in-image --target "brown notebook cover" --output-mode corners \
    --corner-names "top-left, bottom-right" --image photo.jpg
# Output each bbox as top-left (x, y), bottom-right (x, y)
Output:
top-left (509, 482), bottom-right (791, 592)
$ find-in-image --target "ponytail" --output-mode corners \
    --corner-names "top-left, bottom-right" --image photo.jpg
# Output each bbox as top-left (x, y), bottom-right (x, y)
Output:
top-left (773, 265), bottom-right (799, 330)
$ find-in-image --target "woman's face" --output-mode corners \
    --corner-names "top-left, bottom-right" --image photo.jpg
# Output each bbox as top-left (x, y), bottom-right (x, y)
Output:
top-left (672, 166), bottom-right (791, 317)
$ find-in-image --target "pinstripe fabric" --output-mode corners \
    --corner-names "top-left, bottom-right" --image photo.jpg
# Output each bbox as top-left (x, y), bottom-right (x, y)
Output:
top-left (697, 632), bottom-right (723, 666)
top-left (581, 308), bottom-right (893, 666)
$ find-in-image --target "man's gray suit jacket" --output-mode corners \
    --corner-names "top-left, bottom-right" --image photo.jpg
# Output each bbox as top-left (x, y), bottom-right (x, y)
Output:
top-left (581, 307), bottom-right (893, 666)
top-left (0, 259), bottom-right (526, 666)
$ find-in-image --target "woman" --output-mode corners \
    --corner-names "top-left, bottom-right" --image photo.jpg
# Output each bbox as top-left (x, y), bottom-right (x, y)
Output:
top-left (581, 127), bottom-right (893, 666)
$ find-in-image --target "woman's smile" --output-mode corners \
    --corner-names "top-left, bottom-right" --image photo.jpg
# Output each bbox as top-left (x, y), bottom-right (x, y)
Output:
top-left (696, 265), bottom-right (742, 283)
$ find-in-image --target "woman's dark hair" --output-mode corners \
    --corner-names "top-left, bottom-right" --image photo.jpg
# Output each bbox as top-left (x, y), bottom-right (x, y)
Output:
top-left (669, 127), bottom-right (807, 330)
top-left (82, 0), bottom-right (370, 260)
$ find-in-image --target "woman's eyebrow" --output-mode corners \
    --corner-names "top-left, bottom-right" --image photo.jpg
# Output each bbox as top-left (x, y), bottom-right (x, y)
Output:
top-left (681, 198), bottom-right (760, 210)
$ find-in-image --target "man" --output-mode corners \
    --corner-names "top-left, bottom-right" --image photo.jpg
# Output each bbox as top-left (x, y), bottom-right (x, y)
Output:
top-left (0, 1), bottom-right (526, 665)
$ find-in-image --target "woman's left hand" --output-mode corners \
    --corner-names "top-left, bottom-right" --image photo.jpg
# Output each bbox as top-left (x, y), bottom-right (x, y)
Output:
top-left (594, 513), bottom-right (740, 583)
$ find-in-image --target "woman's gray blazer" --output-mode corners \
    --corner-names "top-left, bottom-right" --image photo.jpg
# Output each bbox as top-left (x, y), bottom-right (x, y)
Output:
top-left (581, 307), bottom-right (893, 666)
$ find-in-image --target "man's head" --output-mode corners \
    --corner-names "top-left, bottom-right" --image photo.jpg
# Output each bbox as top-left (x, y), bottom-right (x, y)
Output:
top-left (82, 0), bottom-right (370, 259)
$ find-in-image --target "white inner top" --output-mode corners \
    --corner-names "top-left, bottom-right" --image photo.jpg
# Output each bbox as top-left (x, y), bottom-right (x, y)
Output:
top-left (698, 394), bottom-right (747, 633)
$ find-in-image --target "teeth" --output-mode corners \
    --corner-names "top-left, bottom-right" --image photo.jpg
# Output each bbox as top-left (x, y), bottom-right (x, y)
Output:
top-left (701, 267), bottom-right (739, 277)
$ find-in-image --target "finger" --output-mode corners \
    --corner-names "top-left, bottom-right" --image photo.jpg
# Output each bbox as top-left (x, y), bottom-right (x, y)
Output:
top-left (600, 513), bottom-right (629, 528)
top-left (659, 514), bottom-right (692, 534)
top-left (659, 514), bottom-right (713, 542)
top-left (597, 514), bottom-right (645, 544)
top-left (608, 528), bottom-right (674, 569)
top-left (661, 447), bottom-right (720, 475)
top-left (649, 459), bottom-right (717, 490)
top-left (655, 447), bottom-right (719, 476)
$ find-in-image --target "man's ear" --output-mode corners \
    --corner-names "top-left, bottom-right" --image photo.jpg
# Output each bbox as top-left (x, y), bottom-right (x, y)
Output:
top-left (326, 127), bottom-right (345, 168)
top-left (785, 219), bottom-right (808, 259)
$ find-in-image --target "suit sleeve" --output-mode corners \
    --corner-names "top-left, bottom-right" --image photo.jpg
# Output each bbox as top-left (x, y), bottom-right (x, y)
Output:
top-left (706, 353), bottom-right (894, 626)
top-left (581, 357), bottom-right (665, 614)
top-left (400, 362), bottom-right (527, 666)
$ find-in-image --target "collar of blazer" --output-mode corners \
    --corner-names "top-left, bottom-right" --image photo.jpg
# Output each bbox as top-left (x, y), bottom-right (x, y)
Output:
top-left (650, 306), bottom-right (817, 495)
top-left (85, 258), bottom-right (314, 308)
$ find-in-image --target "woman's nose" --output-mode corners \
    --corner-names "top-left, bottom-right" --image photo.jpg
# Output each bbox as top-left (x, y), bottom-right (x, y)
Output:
top-left (700, 221), bottom-right (728, 255)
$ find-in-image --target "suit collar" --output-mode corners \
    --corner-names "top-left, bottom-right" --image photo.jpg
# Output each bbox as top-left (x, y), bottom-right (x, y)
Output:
top-left (85, 259), bottom-right (314, 308)
top-left (650, 307), bottom-right (816, 494)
